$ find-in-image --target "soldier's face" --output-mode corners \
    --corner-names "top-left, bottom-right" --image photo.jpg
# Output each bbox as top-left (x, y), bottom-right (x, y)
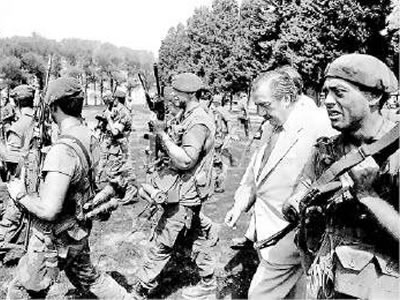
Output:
top-left (323, 78), bottom-right (370, 132)
top-left (166, 96), bottom-right (180, 117)
top-left (171, 89), bottom-right (190, 109)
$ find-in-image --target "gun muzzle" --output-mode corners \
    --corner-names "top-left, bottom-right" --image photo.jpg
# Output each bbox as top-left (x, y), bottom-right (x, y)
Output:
top-left (84, 184), bottom-right (115, 210)
top-left (139, 183), bottom-right (167, 204)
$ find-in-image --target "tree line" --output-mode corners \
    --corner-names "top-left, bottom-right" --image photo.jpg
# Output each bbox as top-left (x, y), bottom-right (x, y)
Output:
top-left (0, 33), bottom-right (154, 104)
top-left (159, 0), bottom-right (399, 97)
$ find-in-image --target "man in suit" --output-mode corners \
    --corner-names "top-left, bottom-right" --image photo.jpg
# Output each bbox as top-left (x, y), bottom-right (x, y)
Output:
top-left (224, 70), bottom-right (333, 299)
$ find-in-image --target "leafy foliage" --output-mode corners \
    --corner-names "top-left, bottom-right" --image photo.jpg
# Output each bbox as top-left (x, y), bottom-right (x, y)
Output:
top-left (0, 33), bottom-right (154, 97)
top-left (158, 0), bottom-right (397, 95)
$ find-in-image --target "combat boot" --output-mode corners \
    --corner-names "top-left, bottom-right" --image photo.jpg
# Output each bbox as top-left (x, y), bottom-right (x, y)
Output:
top-left (181, 276), bottom-right (217, 299)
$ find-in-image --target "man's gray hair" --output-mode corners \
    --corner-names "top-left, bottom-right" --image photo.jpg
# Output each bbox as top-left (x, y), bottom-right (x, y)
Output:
top-left (252, 70), bottom-right (298, 103)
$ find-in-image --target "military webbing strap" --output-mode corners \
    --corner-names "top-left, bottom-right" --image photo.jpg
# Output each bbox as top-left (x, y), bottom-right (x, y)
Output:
top-left (57, 134), bottom-right (92, 174)
top-left (314, 122), bottom-right (399, 187)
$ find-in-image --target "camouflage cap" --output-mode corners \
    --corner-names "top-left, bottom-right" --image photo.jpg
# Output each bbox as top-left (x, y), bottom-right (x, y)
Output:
top-left (11, 85), bottom-right (35, 100)
top-left (172, 73), bottom-right (203, 93)
top-left (114, 89), bottom-right (126, 99)
top-left (324, 54), bottom-right (398, 93)
top-left (45, 77), bottom-right (84, 105)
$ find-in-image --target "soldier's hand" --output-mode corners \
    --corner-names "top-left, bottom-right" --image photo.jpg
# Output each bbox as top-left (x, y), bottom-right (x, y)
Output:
top-left (151, 119), bottom-right (167, 134)
top-left (7, 167), bottom-right (27, 202)
top-left (349, 156), bottom-right (380, 198)
top-left (224, 207), bottom-right (242, 228)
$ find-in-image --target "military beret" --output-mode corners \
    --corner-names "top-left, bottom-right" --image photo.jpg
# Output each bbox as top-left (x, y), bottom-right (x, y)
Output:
top-left (114, 89), bottom-right (126, 99)
top-left (324, 54), bottom-right (398, 93)
top-left (102, 90), bottom-right (113, 100)
top-left (172, 73), bottom-right (204, 93)
top-left (11, 85), bottom-right (35, 100)
top-left (45, 77), bottom-right (84, 104)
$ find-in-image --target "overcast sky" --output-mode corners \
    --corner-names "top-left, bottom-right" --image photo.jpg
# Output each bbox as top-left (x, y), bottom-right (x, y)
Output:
top-left (0, 0), bottom-right (223, 57)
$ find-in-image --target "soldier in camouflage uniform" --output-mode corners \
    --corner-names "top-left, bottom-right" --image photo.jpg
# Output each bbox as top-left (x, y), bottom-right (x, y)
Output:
top-left (97, 89), bottom-right (137, 204)
top-left (237, 92), bottom-right (250, 138)
top-left (6, 77), bottom-right (131, 299)
top-left (283, 54), bottom-right (399, 299)
top-left (210, 95), bottom-right (236, 193)
top-left (0, 85), bottom-right (36, 260)
top-left (131, 73), bottom-right (218, 299)
top-left (0, 88), bottom-right (17, 135)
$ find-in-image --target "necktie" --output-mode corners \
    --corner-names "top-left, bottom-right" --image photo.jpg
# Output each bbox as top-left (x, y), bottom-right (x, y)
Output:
top-left (257, 125), bottom-right (283, 180)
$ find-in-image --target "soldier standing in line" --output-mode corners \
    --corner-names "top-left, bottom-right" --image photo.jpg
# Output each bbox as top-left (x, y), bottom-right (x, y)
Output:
top-left (283, 54), bottom-right (399, 299)
top-left (0, 85), bottom-right (36, 260)
top-left (237, 91), bottom-right (250, 138)
top-left (0, 88), bottom-right (17, 135)
top-left (6, 77), bottom-right (131, 299)
top-left (96, 89), bottom-right (137, 204)
top-left (210, 95), bottom-right (236, 193)
top-left (131, 73), bottom-right (218, 299)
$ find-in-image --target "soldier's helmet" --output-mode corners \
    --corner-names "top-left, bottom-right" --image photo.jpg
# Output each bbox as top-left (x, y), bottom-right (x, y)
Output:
top-left (11, 85), bottom-right (35, 107)
top-left (172, 73), bottom-right (204, 93)
top-left (45, 77), bottom-right (84, 105)
top-left (324, 54), bottom-right (398, 94)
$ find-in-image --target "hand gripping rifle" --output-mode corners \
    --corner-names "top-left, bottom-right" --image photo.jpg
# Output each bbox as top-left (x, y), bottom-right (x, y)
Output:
top-left (255, 123), bottom-right (400, 250)
top-left (138, 64), bottom-right (166, 171)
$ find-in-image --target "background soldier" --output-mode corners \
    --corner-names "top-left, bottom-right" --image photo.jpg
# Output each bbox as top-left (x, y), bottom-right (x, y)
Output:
top-left (0, 85), bottom-right (36, 262)
top-left (237, 91), bottom-right (250, 138)
top-left (283, 54), bottom-right (399, 299)
top-left (0, 88), bottom-right (16, 136)
top-left (131, 73), bottom-right (218, 299)
top-left (96, 89), bottom-right (137, 204)
top-left (6, 77), bottom-right (131, 299)
top-left (210, 95), bottom-right (236, 193)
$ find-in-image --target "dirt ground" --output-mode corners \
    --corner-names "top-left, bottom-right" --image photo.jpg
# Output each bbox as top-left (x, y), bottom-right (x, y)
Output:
top-left (0, 104), bottom-right (264, 299)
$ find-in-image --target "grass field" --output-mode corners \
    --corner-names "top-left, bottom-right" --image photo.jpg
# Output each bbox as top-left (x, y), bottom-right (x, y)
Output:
top-left (0, 104), bottom-right (264, 299)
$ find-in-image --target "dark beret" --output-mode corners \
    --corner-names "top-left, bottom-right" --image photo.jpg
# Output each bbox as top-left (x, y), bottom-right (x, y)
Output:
top-left (324, 54), bottom-right (398, 93)
top-left (45, 77), bottom-right (84, 104)
top-left (11, 85), bottom-right (35, 101)
top-left (172, 73), bottom-right (203, 93)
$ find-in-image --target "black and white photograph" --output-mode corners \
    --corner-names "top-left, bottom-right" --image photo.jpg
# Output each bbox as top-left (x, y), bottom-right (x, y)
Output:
top-left (0, 0), bottom-right (398, 299)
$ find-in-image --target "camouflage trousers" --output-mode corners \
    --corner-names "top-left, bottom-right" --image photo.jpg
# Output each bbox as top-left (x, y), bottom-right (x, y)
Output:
top-left (137, 203), bottom-right (217, 289)
top-left (0, 195), bottom-right (23, 244)
top-left (7, 228), bottom-right (131, 299)
top-left (97, 139), bottom-right (137, 202)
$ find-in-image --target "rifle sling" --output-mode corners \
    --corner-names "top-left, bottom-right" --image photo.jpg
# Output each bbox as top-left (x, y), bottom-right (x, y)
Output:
top-left (315, 122), bottom-right (399, 186)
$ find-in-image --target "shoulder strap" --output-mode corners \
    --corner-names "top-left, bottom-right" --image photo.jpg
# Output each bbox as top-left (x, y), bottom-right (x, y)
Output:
top-left (56, 134), bottom-right (93, 183)
top-left (315, 122), bottom-right (399, 187)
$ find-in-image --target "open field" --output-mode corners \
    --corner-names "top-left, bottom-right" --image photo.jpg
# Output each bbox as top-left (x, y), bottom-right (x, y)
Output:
top-left (0, 104), bottom-right (264, 299)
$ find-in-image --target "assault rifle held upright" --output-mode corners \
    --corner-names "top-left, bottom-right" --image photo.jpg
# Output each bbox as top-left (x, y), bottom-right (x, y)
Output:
top-left (21, 55), bottom-right (53, 250)
top-left (138, 64), bottom-right (166, 171)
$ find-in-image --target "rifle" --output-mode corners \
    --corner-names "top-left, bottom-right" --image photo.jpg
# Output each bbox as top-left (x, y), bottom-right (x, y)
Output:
top-left (254, 181), bottom-right (342, 250)
top-left (138, 65), bottom-right (166, 171)
top-left (255, 122), bottom-right (400, 250)
top-left (21, 54), bottom-right (53, 250)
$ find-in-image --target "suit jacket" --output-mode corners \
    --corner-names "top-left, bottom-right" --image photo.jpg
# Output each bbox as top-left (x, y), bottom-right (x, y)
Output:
top-left (234, 97), bottom-right (334, 261)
